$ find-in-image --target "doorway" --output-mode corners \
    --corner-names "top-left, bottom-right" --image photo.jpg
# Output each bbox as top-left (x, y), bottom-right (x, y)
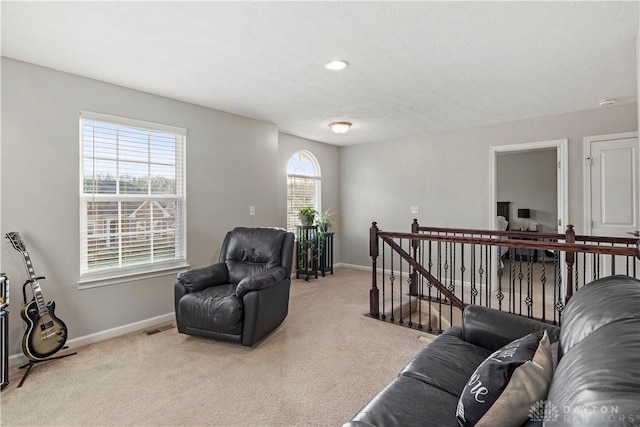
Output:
top-left (490, 139), bottom-right (569, 233)
top-left (489, 139), bottom-right (569, 294)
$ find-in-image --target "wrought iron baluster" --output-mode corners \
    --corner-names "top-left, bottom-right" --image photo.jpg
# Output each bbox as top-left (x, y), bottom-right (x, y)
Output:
top-left (427, 240), bottom-right (433, 333)
top-left (540, 245), bottom-right (547, 323)
top-left (626, 244), bottom-right (630, 276)
top-left (554, 250), bottom-right (564, 326)
top-left (381, 243), bottom-right (386, 320)
top-left (471, 244), bottom-right (477, 305)
top-left (510, 247), bottom-right (516, 313)
top-left (478, 244), bottom-right (484, 307)
top-left (485, 244), bottom-right (491, 308)
top-left (525, 253), bottom-right (532, 318)
top-left (389, 246), bottom-right (394, 323)
top-left (450, 241), bottom-right (456, 321)
top-left (437, 240), bottom-right (443, 333)
top-left (518, 249), bottom-right (524, 315)
top-left (574, 252), bottom-right (579, 293)
top-left (497, 246), bottom-right (504, 311)
top-left (611, 242), bottom-right (616, 275)
top-left (399, 238), bottom-right (404, 326)
top-left (581, 250), bottom-right (586, 290)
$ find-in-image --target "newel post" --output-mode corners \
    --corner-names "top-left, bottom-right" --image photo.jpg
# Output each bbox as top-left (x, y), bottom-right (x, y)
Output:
top-left (565, 224), bottom-right (575, 303)
top-left (369, 222), bottom-right (380, 317)
top-left (409, 219), bottom-right (419, 296)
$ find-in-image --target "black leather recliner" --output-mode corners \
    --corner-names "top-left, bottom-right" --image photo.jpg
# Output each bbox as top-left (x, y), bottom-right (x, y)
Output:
top-left (174, 227), bottom-right (295, 346)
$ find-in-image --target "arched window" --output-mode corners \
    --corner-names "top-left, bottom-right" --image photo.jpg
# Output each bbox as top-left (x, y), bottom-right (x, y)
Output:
top-left (287, 151), bottom-right (321, 232)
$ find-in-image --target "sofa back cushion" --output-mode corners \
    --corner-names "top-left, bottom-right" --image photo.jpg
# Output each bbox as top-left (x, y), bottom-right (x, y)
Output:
top-left (221, 227), bottom-right (289, 284)
top-left (559, 275), bottom-right (640, 356)
top-left (545, 318), bottom-right (640, 427)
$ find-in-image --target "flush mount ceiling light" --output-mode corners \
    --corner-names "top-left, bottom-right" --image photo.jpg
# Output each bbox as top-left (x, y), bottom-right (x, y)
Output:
top-left (329, 121), bottom-right (352, 134)
top-left (599, 98), bottom-right (616, 107)
top-left (324, 60), bottom-right (349, 71)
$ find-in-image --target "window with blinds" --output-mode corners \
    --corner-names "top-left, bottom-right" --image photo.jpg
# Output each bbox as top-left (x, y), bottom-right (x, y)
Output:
top-left (287, 151), bottom-right (321, 232)
top-left (79, 112), bottom-right (187, 280)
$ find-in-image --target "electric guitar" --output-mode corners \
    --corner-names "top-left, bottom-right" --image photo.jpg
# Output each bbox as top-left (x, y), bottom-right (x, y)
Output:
top-left (5, 232), bottom-right (68, 361)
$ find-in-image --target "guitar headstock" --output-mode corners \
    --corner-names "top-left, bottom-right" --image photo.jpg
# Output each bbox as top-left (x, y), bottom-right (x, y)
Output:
top-left (5, 232), bottom-right (26, 252)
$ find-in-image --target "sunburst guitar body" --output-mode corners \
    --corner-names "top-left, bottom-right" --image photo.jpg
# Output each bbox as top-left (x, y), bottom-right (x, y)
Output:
top-left (21, 299), bottom-right (67, 360)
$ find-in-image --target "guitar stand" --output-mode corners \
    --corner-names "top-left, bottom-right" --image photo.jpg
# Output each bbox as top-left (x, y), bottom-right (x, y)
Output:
top-left (17, 349), bottom-right (77, 388)
top-left (17, 279), bottom-right (77, 388)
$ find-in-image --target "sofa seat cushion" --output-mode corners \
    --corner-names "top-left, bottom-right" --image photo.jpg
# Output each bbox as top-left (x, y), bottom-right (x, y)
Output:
top-left (177, 284), bottom-right (243, 335)
top-left (400, 327), bottom-right (493, 397)
top-left (346, 375), bottom-right (460, 427)
top-left (546, 318), bottom-right (640, 427)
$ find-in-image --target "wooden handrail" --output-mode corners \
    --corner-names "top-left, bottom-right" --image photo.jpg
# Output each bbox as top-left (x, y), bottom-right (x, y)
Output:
top-left (415, 222), bottom-right (639, 246)
top-left (377, 231), bottom-right (639, 258)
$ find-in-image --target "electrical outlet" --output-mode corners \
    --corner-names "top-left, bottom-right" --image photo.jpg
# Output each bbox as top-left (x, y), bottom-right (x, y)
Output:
top-left (249, 206), bottom-right (255, 216)
top-left (410, 205), bottom-right (419, 214)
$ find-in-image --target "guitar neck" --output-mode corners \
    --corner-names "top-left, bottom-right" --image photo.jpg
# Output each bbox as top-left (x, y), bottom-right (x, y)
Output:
top-left (21, 251), bottom-right (38, 282)
top-left (21, 252), bottom-right (48, 315)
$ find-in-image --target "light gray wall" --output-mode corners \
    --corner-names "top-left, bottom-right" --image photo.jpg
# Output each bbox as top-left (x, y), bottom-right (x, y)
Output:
top-left (497, 149), bottom-right (557, 233)
top-left (277, 133), bottom-right (341, 263)
top-left (0, 58), bottom-right (289, 356)
top-left (341, 103), bottom-right (638, 268)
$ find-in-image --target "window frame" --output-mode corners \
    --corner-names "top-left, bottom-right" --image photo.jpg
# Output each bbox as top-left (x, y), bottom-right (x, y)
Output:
top-left (78, 111), bottom-right (189, 288)
top-left (286, 150), bottom-right (321, 232)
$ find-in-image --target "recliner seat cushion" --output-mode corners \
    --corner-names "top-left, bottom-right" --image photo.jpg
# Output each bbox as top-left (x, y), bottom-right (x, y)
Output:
top-left (177, 284), bottom-right (243, 335)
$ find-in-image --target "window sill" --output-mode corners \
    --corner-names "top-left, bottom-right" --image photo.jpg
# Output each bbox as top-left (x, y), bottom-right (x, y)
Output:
top-left (78, 261), bottom-right (190, 289)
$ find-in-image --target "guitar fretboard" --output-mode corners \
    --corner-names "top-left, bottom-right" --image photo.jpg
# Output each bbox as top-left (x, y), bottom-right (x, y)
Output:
top-left (22, 252), bottom-right (48, 316)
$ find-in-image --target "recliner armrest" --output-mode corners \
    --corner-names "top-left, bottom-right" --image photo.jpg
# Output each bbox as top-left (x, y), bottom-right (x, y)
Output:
top-left (176, 263), bottom-right (229, 293)
top-left (462, 305), bottom-right (560, 352)
top-left (236, 267), bottom-right (288, 299)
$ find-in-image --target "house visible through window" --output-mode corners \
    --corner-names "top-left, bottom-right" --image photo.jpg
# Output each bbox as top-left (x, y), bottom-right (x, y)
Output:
top-left (287, 150), bottom-right (321, 232)
top-left (79, 111), bottom-right (187, 281)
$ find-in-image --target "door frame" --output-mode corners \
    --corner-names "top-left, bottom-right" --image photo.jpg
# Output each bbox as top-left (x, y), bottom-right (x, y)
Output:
top-left (489, 139), bottom-right (569, 295)
top-left (489, 139), bottom-right (569, 233)
top-left (582, 131), bottom-right (639, 236)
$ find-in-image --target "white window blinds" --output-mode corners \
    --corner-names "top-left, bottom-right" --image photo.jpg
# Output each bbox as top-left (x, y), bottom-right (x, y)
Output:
top-left (79, 112), bottom-right (187, 277)
top-left (286, 151), bottom-right (321, 232)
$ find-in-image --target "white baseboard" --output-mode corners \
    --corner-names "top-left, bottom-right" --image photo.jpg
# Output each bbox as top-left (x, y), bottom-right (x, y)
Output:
top-left (336, 263), bottom-right (370, 271)
top-left (9, 312), bottom-right (175, 366)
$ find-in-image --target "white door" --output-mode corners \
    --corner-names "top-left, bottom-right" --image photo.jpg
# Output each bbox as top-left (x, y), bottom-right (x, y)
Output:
top-left (584, 132), bottom-right (639, 277)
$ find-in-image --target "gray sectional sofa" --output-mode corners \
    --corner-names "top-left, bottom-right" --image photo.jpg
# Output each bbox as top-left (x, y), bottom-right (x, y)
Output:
top-left (344, 275), bottom-right (640, 427)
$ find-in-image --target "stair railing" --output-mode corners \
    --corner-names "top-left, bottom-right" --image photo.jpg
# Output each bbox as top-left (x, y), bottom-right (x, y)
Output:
top-left (369, 220), bottom-right (639, 332)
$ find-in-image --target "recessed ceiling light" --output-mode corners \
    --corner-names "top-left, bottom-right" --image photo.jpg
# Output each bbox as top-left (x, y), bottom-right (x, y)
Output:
top-left (329, 121), bottom-right (352, 134)
top-left (599, 98), bottom-right (616, 107)
top-left (324, 60), bottom-right (349, 71)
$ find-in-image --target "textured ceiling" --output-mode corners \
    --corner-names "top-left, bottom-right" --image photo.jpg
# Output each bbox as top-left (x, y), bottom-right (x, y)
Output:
top-left (1, 1), bottom-right (638, 146)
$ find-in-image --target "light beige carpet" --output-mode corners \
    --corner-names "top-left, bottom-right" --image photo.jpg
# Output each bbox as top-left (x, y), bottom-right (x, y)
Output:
top-left (0, 267), bottom-right (435, 427)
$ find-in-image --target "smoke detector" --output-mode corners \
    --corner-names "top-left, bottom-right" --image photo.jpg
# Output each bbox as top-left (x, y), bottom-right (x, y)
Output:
top-left (599, 99), bottom-right (616, 107)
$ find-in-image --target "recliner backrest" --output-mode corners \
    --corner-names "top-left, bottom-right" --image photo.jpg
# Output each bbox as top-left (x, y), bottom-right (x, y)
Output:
top-left (220, 227), bottom-right (293, 284)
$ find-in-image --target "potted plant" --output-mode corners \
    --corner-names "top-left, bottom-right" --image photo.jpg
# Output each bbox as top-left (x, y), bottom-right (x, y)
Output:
top-left (315, 209), bottom-right (335, 233)
top-left (298, 206), bottom-right (317, 226)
